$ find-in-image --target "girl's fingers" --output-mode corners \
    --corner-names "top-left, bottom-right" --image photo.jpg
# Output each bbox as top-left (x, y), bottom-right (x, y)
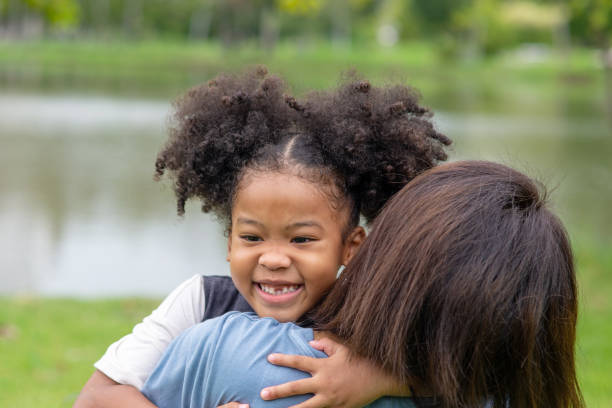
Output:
top-left (260, 378), bottom-right (313, 401)
top-left (308, 340), bottom-right (326, 352)
top-left (267, 353), bottom-right (318, 372)
top-left (309, 337), bottom-right (342, 356)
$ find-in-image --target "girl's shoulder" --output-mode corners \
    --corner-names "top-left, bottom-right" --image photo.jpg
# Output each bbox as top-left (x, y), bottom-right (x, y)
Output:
top-left (201, 275), bottom-right (253, 320)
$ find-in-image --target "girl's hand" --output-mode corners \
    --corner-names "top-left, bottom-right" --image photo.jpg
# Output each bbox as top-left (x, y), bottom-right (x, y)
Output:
top-left (260, 337), bottom-right (410, 408)
top-left (217, 403), bottom-right (249, 408)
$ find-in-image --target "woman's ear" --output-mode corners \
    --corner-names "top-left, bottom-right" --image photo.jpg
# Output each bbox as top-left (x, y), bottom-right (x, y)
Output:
top-left (342, 226), bottom-right (366, 265)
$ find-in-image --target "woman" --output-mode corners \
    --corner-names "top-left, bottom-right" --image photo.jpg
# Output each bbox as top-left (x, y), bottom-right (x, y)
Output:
top-left (142, 161), bottom-right (584, 408)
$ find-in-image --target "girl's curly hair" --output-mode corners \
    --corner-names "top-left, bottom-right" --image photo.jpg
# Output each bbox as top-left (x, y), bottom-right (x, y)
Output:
top-left (155, 67), bottom-right (451, 233)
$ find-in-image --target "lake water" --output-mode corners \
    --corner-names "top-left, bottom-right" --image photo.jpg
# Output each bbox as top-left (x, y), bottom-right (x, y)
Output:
top-left (1, 87), bottom-right (611, 297)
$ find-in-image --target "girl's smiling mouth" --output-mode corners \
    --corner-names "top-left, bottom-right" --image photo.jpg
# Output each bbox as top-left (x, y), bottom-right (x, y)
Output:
top-left (254, 282), bottom-right (304, 304)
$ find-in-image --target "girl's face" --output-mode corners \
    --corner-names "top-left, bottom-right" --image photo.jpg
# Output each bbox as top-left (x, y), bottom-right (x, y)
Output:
top-left (227, 171), bottom-right (364, 322)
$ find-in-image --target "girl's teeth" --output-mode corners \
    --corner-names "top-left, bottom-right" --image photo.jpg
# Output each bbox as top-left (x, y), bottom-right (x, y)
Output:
top-left (259, 284), bottom-right (299, 295)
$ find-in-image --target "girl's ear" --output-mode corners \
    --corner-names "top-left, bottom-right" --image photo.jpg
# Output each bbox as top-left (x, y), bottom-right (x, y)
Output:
top-left (342, 226), bottom-right (366, 265)
top-left (226, 235), bottom-right (232, 262)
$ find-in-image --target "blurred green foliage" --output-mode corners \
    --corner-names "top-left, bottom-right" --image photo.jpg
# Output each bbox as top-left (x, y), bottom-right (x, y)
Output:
top-left (569, 0), bottom-right (612, 48)
top-left (0, 0), bottom-right (610, 57)
top-left (0, 38), bottom-right (604, 104)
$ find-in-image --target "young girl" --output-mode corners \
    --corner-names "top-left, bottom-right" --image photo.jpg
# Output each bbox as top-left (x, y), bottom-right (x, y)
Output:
top-left (141, 160), bottom-right (584, 408)
top-left (75, 67), bottom-right (451, 407)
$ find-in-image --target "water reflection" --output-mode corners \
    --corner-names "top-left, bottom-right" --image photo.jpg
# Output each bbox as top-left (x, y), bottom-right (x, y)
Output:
top-left (0, 93), bottom-right (229, 297)
top-left (0, 92), bottom-right (610, 297)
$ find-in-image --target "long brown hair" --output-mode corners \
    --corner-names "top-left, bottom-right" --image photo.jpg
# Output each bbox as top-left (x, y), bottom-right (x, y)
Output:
top-left (314, 160), bottom-right (583, 408)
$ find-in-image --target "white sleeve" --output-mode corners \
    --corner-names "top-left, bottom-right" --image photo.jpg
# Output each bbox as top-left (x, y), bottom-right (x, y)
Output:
top-left (94, 274), bottom-right (206, 390)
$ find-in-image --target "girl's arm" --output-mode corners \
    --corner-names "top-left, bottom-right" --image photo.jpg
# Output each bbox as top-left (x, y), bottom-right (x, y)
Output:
top-left (74, 275), bottom-right (206, 408)
top-left (260, 337), bottom-right (411, 408)
top-left (74, 370), bottom-right (157, 408)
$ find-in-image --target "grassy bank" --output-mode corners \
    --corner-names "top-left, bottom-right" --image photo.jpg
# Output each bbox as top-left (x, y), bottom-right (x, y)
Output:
top-left (574, 236), bottom-right (612, 407)
top-left (0, 297), bottom-right (159, 407)
top-left (0, 239), bottom-right (611, 407)
top-left (0, 39), bottom-right (606, 115)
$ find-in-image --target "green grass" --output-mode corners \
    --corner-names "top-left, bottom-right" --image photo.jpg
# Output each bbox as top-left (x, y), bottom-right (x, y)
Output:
top-left (0, 239), bottom-right (610, 407)
top-left (574, 236), bottom-right (612, 407)
top-left (0, 297), bottom-right (159, 407)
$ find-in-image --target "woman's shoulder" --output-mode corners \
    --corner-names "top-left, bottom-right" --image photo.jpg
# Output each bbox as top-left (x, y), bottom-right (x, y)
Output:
top-left (183, 312), bottom-right (276, 337)
top-left (186, 311), bottom-right (321, 357)
top-left (196, 311), bottom-right (298, 333)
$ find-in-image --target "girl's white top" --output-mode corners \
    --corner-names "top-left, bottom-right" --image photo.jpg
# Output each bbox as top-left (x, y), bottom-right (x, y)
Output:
top-left (94, 274), bottom-right (206, 389)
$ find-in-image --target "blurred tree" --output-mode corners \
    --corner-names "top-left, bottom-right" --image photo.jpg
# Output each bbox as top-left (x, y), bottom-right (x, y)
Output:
top-left (189, 1), bottom-right (214, 40)
top-left (121, 0), bottom-right (142, 36)
top-left (143, 0), bottom-right (202, 38)
top-left (373, 0), bottom-right (410, 46)
top-left (451, 0), bottom-right (566, 56)
top-left (569, 0), bottom-right (612, 67)
top-left (5, 0), bottom-right (605, 62)
top-left (328, 0), bottom-right (352, 46)
top-left (411, 0), bottom-right (471, 34)
top-left (215, 0), bottom-right (259, 46)
top-left (278, 0), bottom-right (322, 14)
top-left (257, 0), bottom-right (278, 50)
top-left (90, 0), bottom-right (110, 34)
top-left (0, 0), bottom-right (7, 19)
top-left (7, 0), bottom-right (81, 32)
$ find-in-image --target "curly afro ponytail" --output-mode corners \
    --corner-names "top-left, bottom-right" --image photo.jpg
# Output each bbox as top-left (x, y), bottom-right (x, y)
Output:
top-left (155, 67), bottom-right (451, 231)
top-left (292, 72), bottom-right (452, 223)
top-left (154, 66), bottom-right (298, 218)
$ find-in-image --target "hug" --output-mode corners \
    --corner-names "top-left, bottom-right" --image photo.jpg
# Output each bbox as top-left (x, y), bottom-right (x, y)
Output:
top-left (77, 68), bottom-right (582, 408)
top-left (142, 160), bottom-right (582, 408)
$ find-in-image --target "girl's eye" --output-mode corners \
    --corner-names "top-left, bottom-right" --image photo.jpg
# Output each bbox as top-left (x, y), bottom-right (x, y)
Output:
top-left (292, 236), bottom-right (314, 244)
top-left (241, 235), bottom-right (262, 242)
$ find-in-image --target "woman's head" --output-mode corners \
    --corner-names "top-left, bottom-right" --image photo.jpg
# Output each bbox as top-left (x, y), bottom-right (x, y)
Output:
top-left (317, 160), bottom-right (582, 407)
top-left (154, 67), bottom-right (451, 322)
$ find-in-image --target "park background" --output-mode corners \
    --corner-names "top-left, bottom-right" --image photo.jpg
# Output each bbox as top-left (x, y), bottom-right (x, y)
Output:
top-left (0, 0), bottom-right (611, 406)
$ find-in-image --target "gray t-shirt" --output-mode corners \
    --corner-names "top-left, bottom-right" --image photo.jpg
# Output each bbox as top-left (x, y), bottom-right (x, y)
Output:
top-left (142, 312), bottom-right (416, 408)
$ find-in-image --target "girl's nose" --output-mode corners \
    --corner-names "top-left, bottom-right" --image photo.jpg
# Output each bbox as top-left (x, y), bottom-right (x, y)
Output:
top-left (258, 249), bottom-right (291, 270)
